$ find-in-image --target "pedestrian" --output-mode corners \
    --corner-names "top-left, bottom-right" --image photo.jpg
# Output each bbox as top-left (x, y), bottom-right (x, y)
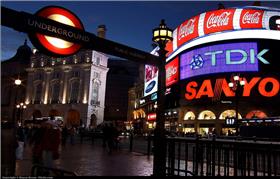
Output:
top-left (69, 126), bottom-right (76, 145)
top-left (102, 123), bottom-right (109, 148)
top-left (16, 126), bottom-right (25, 160)
top-left (61, 126), bottom-right (68, 146)
top-left (41, 120), bottom-right (61, 169)
top-left (29, 124), bottom-right (44, 168)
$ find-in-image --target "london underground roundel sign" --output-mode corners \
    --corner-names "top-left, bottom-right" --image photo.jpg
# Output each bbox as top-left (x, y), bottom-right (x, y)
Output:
top-left (29, 6), bottom-right (84, 57)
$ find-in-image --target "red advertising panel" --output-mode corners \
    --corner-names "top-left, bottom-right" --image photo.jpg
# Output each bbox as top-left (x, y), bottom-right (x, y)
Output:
top-left (177, 15), bottom-right (199, 47)
top-left (204, 9), bottom-right (235, 35)
top-left (165, 57), bottom-right (179, 87)
top-left (165, 41), bottom-right (173, 57)
top-left (240, 9), bottom-right (264, 29)
top-left (147, 113), bottom-right (156, 120)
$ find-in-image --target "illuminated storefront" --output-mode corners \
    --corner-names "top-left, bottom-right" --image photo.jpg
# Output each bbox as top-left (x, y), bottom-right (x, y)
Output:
top-left (163, 6), bottom-right (280, 136)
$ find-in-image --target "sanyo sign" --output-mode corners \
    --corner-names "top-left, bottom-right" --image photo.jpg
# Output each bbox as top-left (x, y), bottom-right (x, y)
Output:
top-left (180, 42), bottom-right (269, 80)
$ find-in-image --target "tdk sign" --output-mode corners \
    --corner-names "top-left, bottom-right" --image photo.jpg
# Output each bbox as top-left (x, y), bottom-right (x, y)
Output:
top-left (180, 42), bottom-right (269, 80)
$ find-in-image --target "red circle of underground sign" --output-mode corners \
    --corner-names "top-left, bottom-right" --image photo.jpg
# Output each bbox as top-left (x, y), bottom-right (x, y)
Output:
top-left (35, 6), bottom-right (84, 56)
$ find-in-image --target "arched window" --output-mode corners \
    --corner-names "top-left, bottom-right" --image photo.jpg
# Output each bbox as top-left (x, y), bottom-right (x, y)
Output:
top-left (70, 81), bottom-right (80, 103)
top-left (219, 110), bottom-right (242, 120)
top-left (183, 111), bottom-right (195, 120)
top-left (34, 83), bottom-right (42, 104)
top-left (246, 110), bottom-right (267, 119)
top-left (51, 82), bottom-right (60, 103)
top-left (198, 110), bottom-right (216, 120)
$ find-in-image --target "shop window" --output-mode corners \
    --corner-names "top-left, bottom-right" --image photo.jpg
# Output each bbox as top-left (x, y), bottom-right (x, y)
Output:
top-left (183, 111), bottom-right (195, 120)
top-left (246, 110), bottom-right (267, 119)
top-left (219, 109), bottom-right (242, 119)
top-left (198, 110), bottom-right (216, 120)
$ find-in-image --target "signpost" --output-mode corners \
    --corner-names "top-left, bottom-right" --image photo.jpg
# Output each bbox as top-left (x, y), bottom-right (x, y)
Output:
top-left (1, 6), bottom-right (160, 65)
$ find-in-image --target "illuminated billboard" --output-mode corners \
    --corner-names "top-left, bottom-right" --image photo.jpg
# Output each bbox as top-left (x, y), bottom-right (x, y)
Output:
top-left (144, 65), bottom-right (158, 97)
top-left (179, 42), bottom-right (270, 80)
top-left (165, 7), bottom-right (280, 61)
top-left (184, 76), bottom-right (280, 101)
top-left (165, 57), bottom-right (179, 87)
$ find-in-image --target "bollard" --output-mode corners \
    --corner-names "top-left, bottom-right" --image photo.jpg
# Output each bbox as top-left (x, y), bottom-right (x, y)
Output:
top-left (147, 134), bottom-right (151, 156)
top-left (129, 132), bottom-right (133, 152)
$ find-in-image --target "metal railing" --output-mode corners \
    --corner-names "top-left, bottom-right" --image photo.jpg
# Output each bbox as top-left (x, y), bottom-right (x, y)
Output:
top-left (165, 136), bottom-right (280, 176)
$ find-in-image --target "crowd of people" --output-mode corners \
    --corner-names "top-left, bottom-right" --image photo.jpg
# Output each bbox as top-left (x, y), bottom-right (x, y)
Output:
top-left (15, 117), bottom-right (63, 175)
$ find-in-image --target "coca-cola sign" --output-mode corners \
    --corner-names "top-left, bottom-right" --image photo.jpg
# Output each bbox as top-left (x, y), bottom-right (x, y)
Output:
top-left (240, 9), bottom-right (264, 29)
top-left (165, 57), bottom-right (179, 87)
top-left (177, 16), bottom-right (199, 47)
top-left (204, 9), bottom-right (235, 34)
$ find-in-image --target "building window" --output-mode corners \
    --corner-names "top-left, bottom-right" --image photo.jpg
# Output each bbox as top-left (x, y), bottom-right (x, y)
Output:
top-left (93, 72), bottom-right (99, 79)
top-left (51, 82), bottom-right (60, 104)
top-left (219, 110), bottom-right (242, 120)
top-left (198, 110), bottom-right (216, 120)
top-left (184, 111), bottom-right (195, 120)
top-left (96, 57), bottom-right (100, 65)
top-left (35, 73), bottom-right (43, 80)
top-left (52, 72), bottom-right (60, 79)
top-left (91, 79), bottom-right (100, 106)
top-left (71, 71), bottom-right (80, 78)
top-left (34, 84), bottom-right (43, 104)
top-left (70, 81), bottom-right (80, 103)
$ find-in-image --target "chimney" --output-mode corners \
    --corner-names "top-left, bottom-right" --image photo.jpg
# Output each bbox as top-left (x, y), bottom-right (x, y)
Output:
top-left (97, 25), bottom-right (106, 38)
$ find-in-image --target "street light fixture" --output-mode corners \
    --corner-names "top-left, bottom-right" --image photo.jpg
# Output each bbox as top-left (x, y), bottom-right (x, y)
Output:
top-left (228, 75), bottom-right (245, 135)
top-left (13, 78), bottom-right (22, 124)
top-left (152, 19), bottom-right (173, 176)
top-left (16, 102), bottom-right (27, 125)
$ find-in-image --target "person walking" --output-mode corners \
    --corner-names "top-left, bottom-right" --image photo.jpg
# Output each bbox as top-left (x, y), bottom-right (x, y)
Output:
top-left (61, 126), bottom-right (68, 146)
top-left (41, 120), bottom-right (61, 169)
top-left (16, 126), bottom-right (25, 160)
top-left (69, 126), bottom-right (76, 145)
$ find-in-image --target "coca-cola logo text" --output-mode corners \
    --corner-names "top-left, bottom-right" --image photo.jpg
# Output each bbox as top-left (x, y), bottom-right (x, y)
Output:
top-left (206, 12), bottom-right (231, 29)
top-left (178, 18), bottom-right (196, 40)
top-left (242, 11), bottom-right (261, 24)
top-left (166, 66), bottom-right (177, 78)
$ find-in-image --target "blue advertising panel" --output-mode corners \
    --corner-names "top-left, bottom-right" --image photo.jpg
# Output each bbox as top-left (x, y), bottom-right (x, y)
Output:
top-left (180, 42), bottom-right (260, 80)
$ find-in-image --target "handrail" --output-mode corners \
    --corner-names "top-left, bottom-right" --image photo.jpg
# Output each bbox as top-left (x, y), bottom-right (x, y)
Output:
top-left (31, 164), bottom-right (78, 176)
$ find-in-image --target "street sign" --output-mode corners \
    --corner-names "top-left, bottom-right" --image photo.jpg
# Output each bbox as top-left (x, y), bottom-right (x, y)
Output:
top-left (1, 6), bottom-right (160, 65)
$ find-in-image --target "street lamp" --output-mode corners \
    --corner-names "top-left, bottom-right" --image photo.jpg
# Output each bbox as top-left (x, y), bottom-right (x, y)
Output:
top-left (228, 75), bottom-right (245, 135)
top-left (152, 19), bottom-right (173, 176)
top-left (13, 78), bottom-right (22, 125)
top-left (16, 102), bottom-right (27, 126)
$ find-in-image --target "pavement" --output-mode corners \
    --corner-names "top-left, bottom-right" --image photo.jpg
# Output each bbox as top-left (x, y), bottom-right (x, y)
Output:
top-left (15, 138), bottom-right (154, 176)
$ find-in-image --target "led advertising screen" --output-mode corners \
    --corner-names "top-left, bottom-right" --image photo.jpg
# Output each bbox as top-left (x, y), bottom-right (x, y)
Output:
top-left (144, 65), bottom-right (158, 97)
top-left (165, 57), bottom-right (179, 87)
top-left (180, 42), bottom-right (260, 80)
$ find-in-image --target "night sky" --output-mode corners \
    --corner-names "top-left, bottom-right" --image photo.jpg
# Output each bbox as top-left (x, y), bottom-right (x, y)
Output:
top-left (1, 1), bottom-right (280, 61)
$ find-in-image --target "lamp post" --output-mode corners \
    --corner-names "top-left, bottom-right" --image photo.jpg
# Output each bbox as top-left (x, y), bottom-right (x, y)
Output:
top-left (16, 102), bottom-right (27, 126)
top-left (152, 19), bottom-right (173, 176)
top-left (13, 78), bottom-right (22, 125)
top-left (228, 75), bottom-right (245, 135)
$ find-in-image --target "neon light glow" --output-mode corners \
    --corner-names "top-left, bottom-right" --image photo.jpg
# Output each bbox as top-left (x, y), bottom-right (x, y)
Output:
top-left (184, 77), bottom-right (280, 101)
top-left (180, 42), bottom-right (260, 80)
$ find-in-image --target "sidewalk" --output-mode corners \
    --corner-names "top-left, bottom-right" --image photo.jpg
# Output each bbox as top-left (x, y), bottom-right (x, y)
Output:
top-left (15, 139), bottom-right (153, 176)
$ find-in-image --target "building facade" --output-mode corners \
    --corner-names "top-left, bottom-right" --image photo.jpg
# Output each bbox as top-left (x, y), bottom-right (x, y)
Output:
top-left (128, 5), bottom-right (280, 137)
top-left (24, 48), bottom-right (109, 127)
top-left (1, 40), bottom-right (32, 123)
